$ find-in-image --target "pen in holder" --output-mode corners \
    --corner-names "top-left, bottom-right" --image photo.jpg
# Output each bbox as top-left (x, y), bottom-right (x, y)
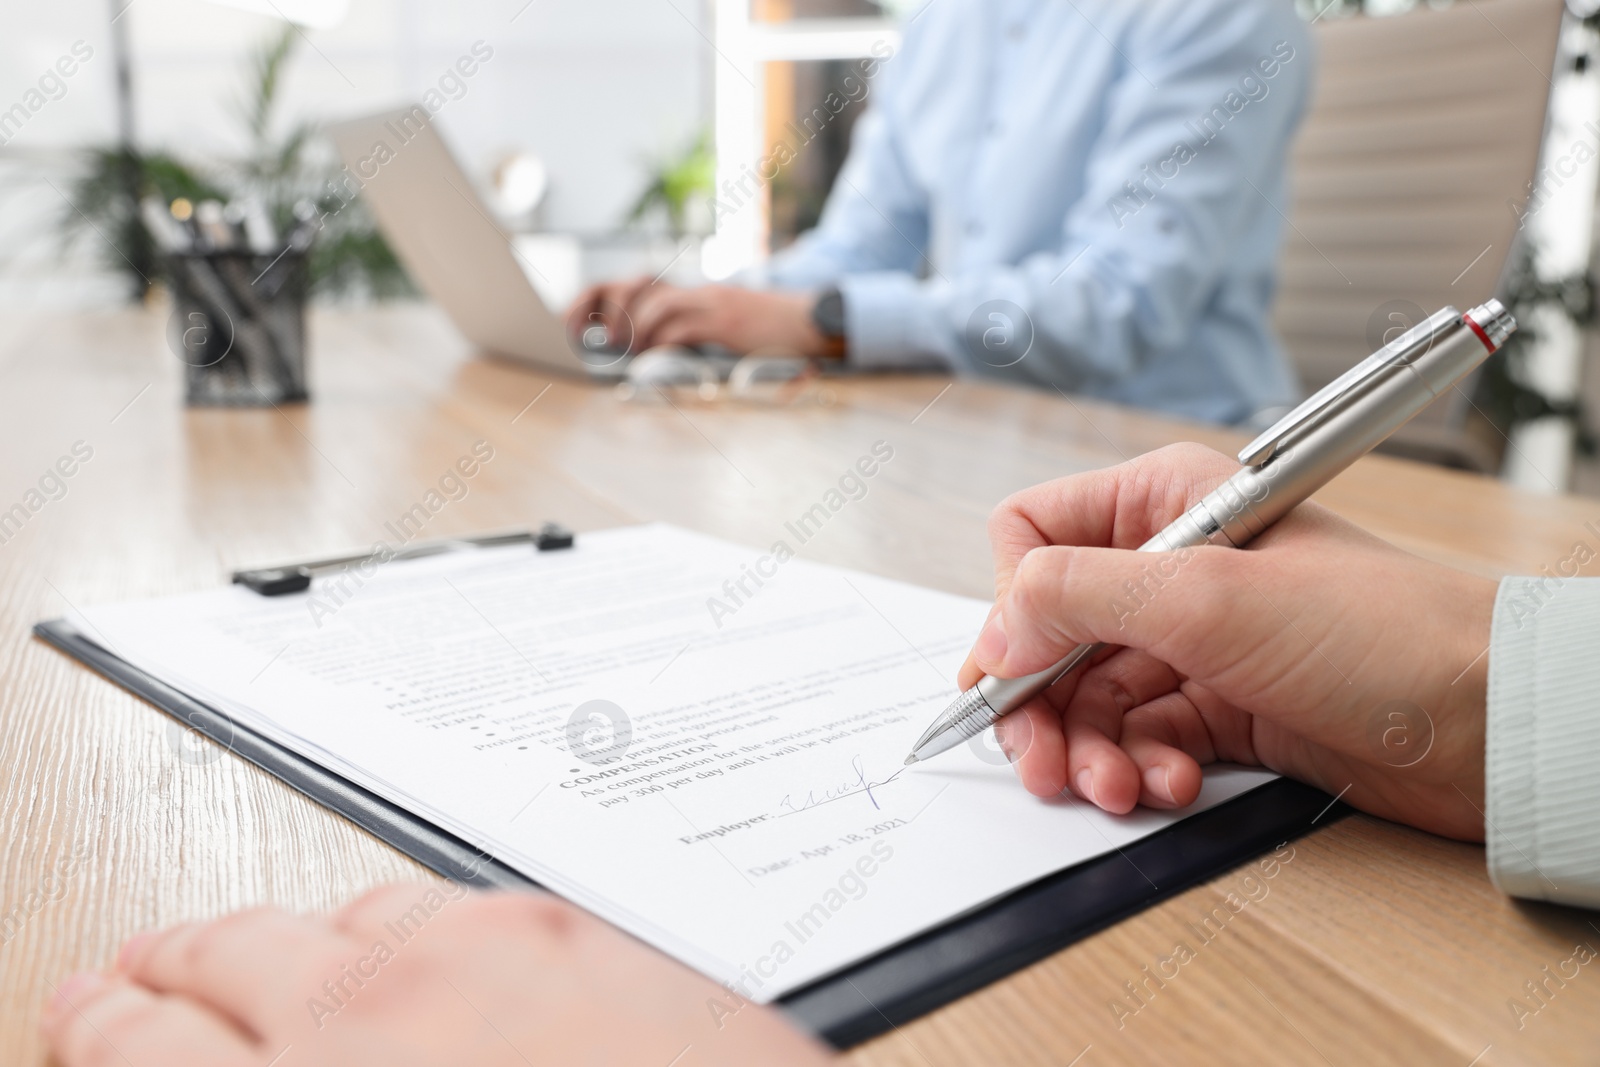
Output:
top-left (166, 249), bottom-right (310, 406)
top-left (151, 195), bottom-right (314, 407)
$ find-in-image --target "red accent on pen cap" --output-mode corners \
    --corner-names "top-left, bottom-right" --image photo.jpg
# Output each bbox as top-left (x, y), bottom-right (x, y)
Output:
top-left (1462, 298), bottom-right (1515, 353)
top-left (1463, 315), bottom-right (1495, 352)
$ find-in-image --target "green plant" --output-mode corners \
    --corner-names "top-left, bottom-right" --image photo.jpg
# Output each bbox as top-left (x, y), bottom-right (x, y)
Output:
top-left (61, 24), bottom-right (410, 301)
top-left (64, 148), bottom-right (224, 297)
top-left (626, 131), bottom-right (716, 239)
top-left (236, 24), bottom-right (314, 188)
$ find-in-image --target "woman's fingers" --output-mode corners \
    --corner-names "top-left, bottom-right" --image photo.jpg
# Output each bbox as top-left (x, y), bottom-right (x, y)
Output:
top-left (975, 644), bottom-right (1130, 796)
top-left (331, 881), bottom-right (477, 949)
top-left (1116, 692), bottom-right (1217, 808)
top-left (1048, 649), bottom-right (1180, 812)
top-left (43, 973), bottom-right (257, 1067)
top-left (1000, 648), bottom-right (1183, 811)
top-left (118, 907), bottom-right (352, 1038)
top-left (995, 701), bottom-right (1067, 797)
top-left (1005, 647), bottom-right (1243, 813)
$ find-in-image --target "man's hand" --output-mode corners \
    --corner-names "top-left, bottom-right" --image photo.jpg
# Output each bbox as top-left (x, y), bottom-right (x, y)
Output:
top-left (567, 277), bottom-right (835, 358)
top-left (960, 443), bottom-right (1496, 841)
top-left (42, 885), bottom-right (833, 1067)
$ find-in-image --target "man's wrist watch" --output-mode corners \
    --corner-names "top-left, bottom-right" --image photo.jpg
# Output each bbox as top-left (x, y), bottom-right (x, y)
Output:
top-left (810, 287), bottom-right (849, 360)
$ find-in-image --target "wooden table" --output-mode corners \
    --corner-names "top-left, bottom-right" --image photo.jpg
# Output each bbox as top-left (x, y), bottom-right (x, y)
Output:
top-left (3, 304), bottom-right (1597, 1066)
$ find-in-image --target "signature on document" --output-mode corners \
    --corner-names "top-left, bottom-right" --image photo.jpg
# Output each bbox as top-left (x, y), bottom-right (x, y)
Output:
top-left (775, 755), bottom-right (904, 816)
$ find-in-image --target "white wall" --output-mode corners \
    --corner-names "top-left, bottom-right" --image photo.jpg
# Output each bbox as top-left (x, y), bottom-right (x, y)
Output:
top-left (0, 0), bottom-right (711, 306)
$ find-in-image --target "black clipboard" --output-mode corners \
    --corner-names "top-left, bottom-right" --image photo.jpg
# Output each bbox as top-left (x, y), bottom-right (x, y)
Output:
top-left (35, 617), bottom-right (1345, 1048)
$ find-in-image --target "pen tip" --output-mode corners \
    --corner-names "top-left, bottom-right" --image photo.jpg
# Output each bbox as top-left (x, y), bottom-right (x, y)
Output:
top-left (903, 755), bottom-right (918, 766)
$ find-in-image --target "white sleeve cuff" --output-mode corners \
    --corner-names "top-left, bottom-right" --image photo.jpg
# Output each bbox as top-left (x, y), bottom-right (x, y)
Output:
top-left (1486, 576), bottom-right (1600, 908)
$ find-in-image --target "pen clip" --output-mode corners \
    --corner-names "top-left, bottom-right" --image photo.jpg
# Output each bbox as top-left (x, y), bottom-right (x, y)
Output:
top-left (1236, 306), bottom-right (1463, 467)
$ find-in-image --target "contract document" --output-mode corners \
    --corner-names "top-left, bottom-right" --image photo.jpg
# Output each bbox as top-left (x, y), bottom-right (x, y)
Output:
top-left (71, 524), bottom-right (1276, 1000)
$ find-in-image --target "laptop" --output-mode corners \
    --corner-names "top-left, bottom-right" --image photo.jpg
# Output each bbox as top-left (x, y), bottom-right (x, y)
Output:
top-left (326, 107), bottom-right (624, 378)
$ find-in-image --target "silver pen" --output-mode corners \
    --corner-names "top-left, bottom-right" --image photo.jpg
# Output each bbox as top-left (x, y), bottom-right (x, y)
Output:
top-left (904, 299), bottom-right (1517, 766)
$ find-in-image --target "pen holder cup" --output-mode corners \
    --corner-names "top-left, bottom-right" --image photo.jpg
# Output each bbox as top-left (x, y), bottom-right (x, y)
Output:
top-left (165, 250), bottom-right (310, 407)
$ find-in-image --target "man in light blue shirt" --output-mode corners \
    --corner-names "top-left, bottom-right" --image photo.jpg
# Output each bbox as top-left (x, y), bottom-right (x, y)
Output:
top-left (571, 0), bottom-right (1311, 425)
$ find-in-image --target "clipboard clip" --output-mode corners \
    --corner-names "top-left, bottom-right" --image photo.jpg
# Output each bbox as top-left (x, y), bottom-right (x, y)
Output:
top-left (232, 523), bottom-right (576, 596)
top-left (1236, 306), bottom-right (1465, 468)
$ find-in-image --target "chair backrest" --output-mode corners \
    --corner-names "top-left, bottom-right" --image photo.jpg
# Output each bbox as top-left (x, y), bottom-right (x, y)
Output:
top-left (1273, 0), bottom-right (1564, 465)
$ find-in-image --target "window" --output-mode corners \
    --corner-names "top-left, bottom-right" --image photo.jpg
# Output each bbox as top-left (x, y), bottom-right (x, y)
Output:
top-left (703, 0), bottom-right (910, 277)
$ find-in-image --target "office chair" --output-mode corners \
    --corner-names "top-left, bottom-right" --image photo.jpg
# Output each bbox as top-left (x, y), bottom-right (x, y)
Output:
top-left (1274, 0), bottom-right (1565, 470)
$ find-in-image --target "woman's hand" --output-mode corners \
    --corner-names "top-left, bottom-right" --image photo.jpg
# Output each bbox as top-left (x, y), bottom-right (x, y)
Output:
top-left (960, 443), bottom-right (1495, 840)
top-left (43, 884), bottom-right (832, 1067)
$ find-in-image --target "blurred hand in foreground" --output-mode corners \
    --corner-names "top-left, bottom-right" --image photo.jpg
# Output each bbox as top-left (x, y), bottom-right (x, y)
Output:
top-left (43, 884), bottom-right (832, 1066)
